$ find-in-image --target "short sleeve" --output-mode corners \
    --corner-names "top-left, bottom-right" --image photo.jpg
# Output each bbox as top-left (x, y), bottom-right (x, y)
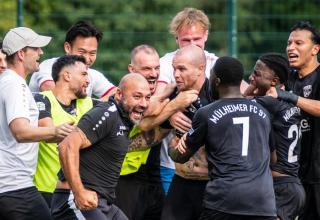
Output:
top-left (34, 93), bottom-right (52, 119)
top-left (77, 103), bottom-right (117, 145)
top-left (159, 52), bottom-right (175, 84)
top-left (4, 79), bottom-right (32, 124)
top-left (88, 69), bottom-right (115, 98)
top-left (185, 108), bottom-right (208, 154)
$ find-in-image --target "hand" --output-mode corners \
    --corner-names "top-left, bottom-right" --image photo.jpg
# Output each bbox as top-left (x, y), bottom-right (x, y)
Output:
top-left (176, 133), bottom-right (188, 154)
top-left (169, 112), bottom-right (192, 133)
top-left (55, 122), bottom-right (75, 141)
top-left (173, 90), bottom-right (199, 110)
top-left (267, 86), bottom-right (298, 105)
top-left (74, 188), bottom-right (98, 210)
top-left (144, 96), bottom-right (169, 117)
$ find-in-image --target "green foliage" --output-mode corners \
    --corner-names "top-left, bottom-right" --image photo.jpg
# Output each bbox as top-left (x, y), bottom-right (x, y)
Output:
top-left (0, 0), bottom-right (319, 83)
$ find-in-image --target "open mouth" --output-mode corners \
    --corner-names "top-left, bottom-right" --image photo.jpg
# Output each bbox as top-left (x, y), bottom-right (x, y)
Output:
top-left (131, 110), bottom-right (144, 120)
top-left (287, 53), bottom-right (299, 62)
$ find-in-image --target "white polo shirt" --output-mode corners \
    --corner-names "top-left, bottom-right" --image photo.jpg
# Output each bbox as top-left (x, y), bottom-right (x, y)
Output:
top-left (29, 57), bottom-right (115, 97)
top-left (0, 69), bottom-right (39, 193)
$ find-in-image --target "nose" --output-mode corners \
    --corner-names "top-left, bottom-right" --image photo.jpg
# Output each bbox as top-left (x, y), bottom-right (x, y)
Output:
top-left (39, 48), bottom-right (43, 55)
top-left (150, 68), bottom-right (158, 78)
top-left (139, 97), bottom-right (148, 109)
top-left (249, 73), bottom-right (255, 82)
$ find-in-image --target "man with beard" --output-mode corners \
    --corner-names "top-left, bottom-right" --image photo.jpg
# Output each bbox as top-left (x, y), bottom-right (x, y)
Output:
top-left (33, 55), bottom-right (100, 207)
top-left (29, 21), bottom-right (116, 100)
top-left (266, 21), bottom-right (320, 220)
top-left (116, 45), bottom-right (198, 220)
top-left (51, 73), bottom-right (151, 220)
top-left (0, 27), bottom-right (74, 220)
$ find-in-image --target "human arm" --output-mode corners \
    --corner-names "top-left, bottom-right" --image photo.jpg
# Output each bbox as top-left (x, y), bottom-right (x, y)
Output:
top-left (267, 86), bottom-right (320, 117)
top-left (58, 127), bottom-right (98, 210)
top-left (9, 118), bottom-right (74, 143)
top-left (169, 109), bottom-right (207, 163)
top-left (138, 90), bottom-right (198, 131)
top-left (39, 80), bottom-right (55, 91)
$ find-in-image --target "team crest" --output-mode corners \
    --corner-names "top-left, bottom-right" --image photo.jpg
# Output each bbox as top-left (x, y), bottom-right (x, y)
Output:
top-left (303, 85), bottom-right (312, 97)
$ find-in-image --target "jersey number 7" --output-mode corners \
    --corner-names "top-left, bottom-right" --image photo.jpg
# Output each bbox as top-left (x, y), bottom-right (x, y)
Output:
top-left (233, 117), bottom-right (250, 156)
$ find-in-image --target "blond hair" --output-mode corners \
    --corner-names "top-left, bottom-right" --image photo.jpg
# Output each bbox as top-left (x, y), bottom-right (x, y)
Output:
top-left (170, 8), bottom-right (210, 36)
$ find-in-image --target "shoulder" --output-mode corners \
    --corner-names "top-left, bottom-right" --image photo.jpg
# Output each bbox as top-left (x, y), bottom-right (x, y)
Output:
top-left (88, 68), bottom-right (104, 77)
top-left (160, 50), bottom-right (177, 63)
top-left (204, 51), bottom-right (219, 62)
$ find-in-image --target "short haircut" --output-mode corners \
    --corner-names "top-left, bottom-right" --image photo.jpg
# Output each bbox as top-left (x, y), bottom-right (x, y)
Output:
top-left (130, 44), bottom-right (158, 64)
top-left (259, 53), bottom-right (289, 84)
top-left (52, 55), bottom-right (86, 83)
top-left (65, 21), bottom-right (103, 45)
top-left (211, 56), bottom-right (243, 86)
top-left (290, 21), bottom-right (320, 45)
top-left (170, 8), bottom-right (210, 36)
top-left (0, 41), bottom-right (2, 49)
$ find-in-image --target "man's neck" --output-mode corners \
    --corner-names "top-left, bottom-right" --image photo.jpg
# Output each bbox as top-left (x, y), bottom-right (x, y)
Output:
top-left (298, 59), bottom-right (320, 78)
top-left (8, 64), bottom-right (27, 79)
top-left (53, 87), bottom-right (75, 106)
top-left (192, 77), bottom-right (206, 92)
top-left (218, 86), bottom-right (243, 99)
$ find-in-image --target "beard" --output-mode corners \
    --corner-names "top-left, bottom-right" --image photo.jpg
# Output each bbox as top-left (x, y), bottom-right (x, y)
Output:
top-left (75, 88), bottom-right (87, 99)
top-left (119, 98), bottom-right (144, 125)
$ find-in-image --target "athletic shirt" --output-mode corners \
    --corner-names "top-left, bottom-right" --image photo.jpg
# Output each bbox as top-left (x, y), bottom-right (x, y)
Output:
top-left (29, 57), bottom-right (115, 98)
top-left (287, 66), bottom-right (320, 183)
top-left (256, 96), bottom-right (302, 177)
top-left (0, 70), bottom-right (39, 193)
top-left (59, 98), bottom-right (133, 203)
top-left (164, 78), bottom-right (213, 180)
top-left (185, 98), bottom-right (276, 216)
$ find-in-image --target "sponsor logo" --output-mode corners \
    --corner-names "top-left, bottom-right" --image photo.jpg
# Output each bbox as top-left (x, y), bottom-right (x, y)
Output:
top-left (108, 104), bottom-right (117, 112)
top-left (303, 85), bottom-right (312, 97)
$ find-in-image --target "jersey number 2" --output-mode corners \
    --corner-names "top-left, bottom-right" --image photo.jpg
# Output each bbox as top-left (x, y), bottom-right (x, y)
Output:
top-left (288, 124), bottom-right (301, 163)
top-left (233, 117), bottom-right (249, 156)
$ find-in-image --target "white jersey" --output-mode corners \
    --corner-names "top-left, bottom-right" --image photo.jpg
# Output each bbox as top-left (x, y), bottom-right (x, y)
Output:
top-left (0, 69), bottom-right (39, 193)
top-left (159, 50), bottom-right (218, 169)
top-left (159, 50), bottom-right (218, 84)
top-left (29, 57), bottom-right (115, 97)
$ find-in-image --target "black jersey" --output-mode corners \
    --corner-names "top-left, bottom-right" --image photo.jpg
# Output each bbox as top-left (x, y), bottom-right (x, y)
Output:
top-left (256, 96), bottom-right (302, 177)
top-left (75, 98), bottom-right (133, 203)
top-left (287, 66), bottom-right (320, 183)
top-left (185, 98), bottom-right (276, 216)
top-left (161, 78), bottom-right (213, 137)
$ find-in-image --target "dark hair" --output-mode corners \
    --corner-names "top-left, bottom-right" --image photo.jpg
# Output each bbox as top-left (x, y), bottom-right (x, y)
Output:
top-left (211, 56), bottom-right (243, 86)
top-left (52, 55), bottom-right (86, 82)
top-left (290, 21), bottom-right (320, 44)
top-left (65, 21), bottom-right (103, 45)
top-left (0, 41), bottom-right (2, 49)
top-left (259, 53), bottom-right (289, 84)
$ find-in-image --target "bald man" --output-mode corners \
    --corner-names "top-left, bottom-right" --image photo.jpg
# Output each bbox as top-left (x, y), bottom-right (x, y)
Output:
top-left (51, 73), bottom-right (151, 220)
top-left (159, 45), bottom-right (213, 220)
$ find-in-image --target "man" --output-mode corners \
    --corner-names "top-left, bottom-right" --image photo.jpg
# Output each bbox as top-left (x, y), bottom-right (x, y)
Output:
top-left (116, 44), bottom-right (198, 220)
top-left (161, 44), bottom-right (213, 220)
top-left (29, 21), bottom-right (116, 100)
top-left (155, 7), bottom-right (220, 194)
top-left (0, 27), bottom-right (74, 220)
top-left (174, 56), bottom-right (276, 220)
top-left (33, 55), bottom-right (98, 207)
top-left (249, 53), bottom-right (305, 220)
top-left (52, 73), bottom-right (151, 220)
top-left (0, 41), bottom-right (7, 73)
top-left (266, 21), bottom-right (320, 220)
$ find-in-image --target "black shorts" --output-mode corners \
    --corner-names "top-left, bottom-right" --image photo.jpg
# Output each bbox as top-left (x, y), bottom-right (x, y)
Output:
top-left (199, 208), bottom-right (277, 220)
top-left (161, 174), bottom-right (208, 220)
top-left (273, 176), bottom-right (305, 220)
top-left (51, 189), bottom-right (128, 220)
top-left (299, 183), bottom-right (320, 220)
top-left (0, 186), bottom-right (52, 220)
top-left (115, 175), bottom-right (165, 220)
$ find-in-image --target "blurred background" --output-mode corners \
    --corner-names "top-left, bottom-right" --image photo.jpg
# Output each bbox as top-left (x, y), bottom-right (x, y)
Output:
top-left (0, 0), bottom-right (319, 84)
